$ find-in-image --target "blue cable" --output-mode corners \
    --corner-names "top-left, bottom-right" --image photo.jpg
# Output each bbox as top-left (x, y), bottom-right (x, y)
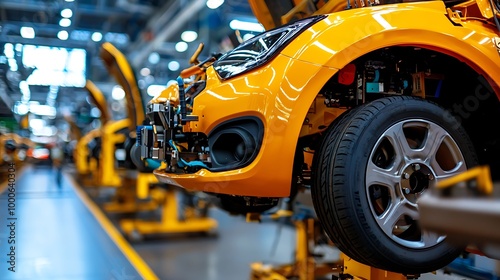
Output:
top-left (168, 140), bottom-right (208, 169)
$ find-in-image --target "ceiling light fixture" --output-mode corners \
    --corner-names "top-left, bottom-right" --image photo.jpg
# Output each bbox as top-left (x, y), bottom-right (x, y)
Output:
top-left (57, 30), bottom-right (69, 40)
top-left (181, 31), bottom-right (198, 42)
top-left (20, 27), bottom-right (35, 39)
top-left (148, 52), bottom-right (160, 64)
top-left (168, 61), bottom-right (180, 71)
top-left (111, 85), bottom-right (125, 100)
top-left (175, 41), bottom-right (188, 52)
top-left (59, 18), bottom-right (71, 28)
top-left (229, 19), bottom-right (265, 32)
top-left (140, 68), bottom-right (151, 76)
top-left (91, 32), bottom-right (103, 42)
top-left (206, 0), bottom-right (224, 9)
top-left (61, 8), bottom-right (73, 18)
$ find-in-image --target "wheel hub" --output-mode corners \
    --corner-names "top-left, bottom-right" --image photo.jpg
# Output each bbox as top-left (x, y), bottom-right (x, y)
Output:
top-left (400, 163), bottom-right (435, 203)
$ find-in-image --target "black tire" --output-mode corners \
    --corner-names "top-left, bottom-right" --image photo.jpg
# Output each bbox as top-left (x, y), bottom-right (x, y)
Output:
top-left (311, 96), bottom-right (478, 274)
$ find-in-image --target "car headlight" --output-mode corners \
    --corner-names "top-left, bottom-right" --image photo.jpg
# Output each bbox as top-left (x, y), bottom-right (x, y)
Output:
top-left (213, 15), bottom-right (326, 80)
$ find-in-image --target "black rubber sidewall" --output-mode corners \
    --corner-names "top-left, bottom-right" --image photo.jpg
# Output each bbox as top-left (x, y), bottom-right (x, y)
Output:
top-left (315, 97), bottom-right (477, 273)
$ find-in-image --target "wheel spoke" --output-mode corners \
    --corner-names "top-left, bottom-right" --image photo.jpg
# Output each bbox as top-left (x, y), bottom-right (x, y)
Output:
top-left (378, 199), bottom-right (418, 236)
top-left (366, 118), bottom-right (469, 250)
top-left (384, 123), bottom-right (414, 163)
top-left (422, 123), bottom-right (448, 164)
top-left (434, 160), bottom-right (467, 181)
top-left (366, 161), bottom-right (400, 190)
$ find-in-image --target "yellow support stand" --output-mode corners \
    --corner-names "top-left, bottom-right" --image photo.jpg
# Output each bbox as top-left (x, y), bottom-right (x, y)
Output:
top-left (102, 176), bottom-right (160, 213)
top-left (342, 255), bottom-right (409, 280)
top-left (250, 216), bottom-right (337, 280)
top-left (250, 215), bottom-right (416, 280)
top-left (120, 185), bottom-right (217, 240)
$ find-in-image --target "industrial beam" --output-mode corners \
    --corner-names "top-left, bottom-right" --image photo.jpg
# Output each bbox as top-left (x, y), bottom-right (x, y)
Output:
top-left (129, 0), bottom-right (206, 68)
top-left (0, 1), bottom-right (151, 19)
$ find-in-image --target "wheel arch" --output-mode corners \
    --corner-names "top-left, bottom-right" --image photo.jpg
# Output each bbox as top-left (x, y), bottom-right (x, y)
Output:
top-left (289, 41), bottom-right (500, 180)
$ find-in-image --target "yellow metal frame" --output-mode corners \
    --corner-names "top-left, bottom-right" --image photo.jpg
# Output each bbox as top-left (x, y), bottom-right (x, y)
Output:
top-left (250, 218), bottom-right (336, 280)
top-left (74, 128), bottom-right (101, 178)
top-left (342, 254), bottom-right (410, 280)
top-left (85, 80), bottom-right (111, 124)
top-left (97, 43), bottom-right (218, 236)
top-left (153, 1), bottom-right (500, 198)
top-left (249, 213), bottom-right (410, 280)
top-left (437, 165), bottom-right (493, 195)
top-left (99, 119), bottom-right (130, 187)
top-left (73, 80), bottom-right (111, 183)
top-left (100, 42), bottom-right (145, 134)
top-left (120, 186), bottom-right (218, 238)
top-left (102, 175), bottom-right (160, 213)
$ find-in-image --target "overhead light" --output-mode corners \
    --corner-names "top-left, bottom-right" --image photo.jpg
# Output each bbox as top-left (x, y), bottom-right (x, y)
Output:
top-left (91, 32), bottom-right (102, 42)
top-left (147, 85), bottom-right (166, 97)
top-left (168, 61), bottom-right (180, 71)
top-left (30, 118), bottom-right (46, 129)
top-left (206, 0), bottom-right (224, 9)
top-left (19, 81), bottom-right (30, 102)
top-left (59, 18), bottom-right (71, 28)
top-left (229, 20), bottom-right (265, 32)
top-left (140, 68), bottom-right (150, 76)
top-left (90, 107), bottom-right (101, 118)
top-left (145, 75), bottom-right (154, 84)
top-left (148, 52), bottom-right (160, 64)
top-left (30, 104), bottom-right (56, 117)
top-left (14, 102), bottom-right (29, 115)
top-left (111, 85), bottom-right (125, 100)
top-left (175, 42), bottom-right (188, 52)
top-left (65, 0), bottom-right (75, 2)
top-left (57, 30), bottom-right (69, 40)
top-left (71, 30), bottom-right (91, 41)
top-left (20, 27), bottom-right (35, 39)
top-left (181, 31), bottom-right (198, 42)
top-left (60, 8), bottom-right (73, 18)
top-left (8, 58), bottom-right (18, 72)
top-left (3, 43), bottom-right (14, 58)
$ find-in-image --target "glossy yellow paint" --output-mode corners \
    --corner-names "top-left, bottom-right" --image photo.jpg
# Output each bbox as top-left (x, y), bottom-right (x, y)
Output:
top-left (342, 253), bottom-right (407, 280)
top-left (154, 1), bottom-right (500, 197)
top-left (74, 128), bottom-right (101, 175)
top-left (437, 165), bottom-right (493, 195)
top-left (85, 80), bottom-right (110, 124)
top-left (99, 119), bottom-right (130, 187)
top-left (155, 57), bottom-right (337, 197)
top-left (100, 42), bottom-right (145, 133)
top-left (120, 187), bottom-right (218, 237)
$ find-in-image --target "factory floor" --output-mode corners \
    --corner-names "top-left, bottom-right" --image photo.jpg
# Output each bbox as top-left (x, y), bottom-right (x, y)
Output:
top-left (0, 164), bottom-right (485, 279)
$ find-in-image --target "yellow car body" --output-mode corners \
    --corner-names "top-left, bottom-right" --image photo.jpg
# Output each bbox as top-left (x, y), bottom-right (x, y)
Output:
top-left (152, 0), bottom-right (500, 197)
top-left (142, 0), bottom-right (500, 273)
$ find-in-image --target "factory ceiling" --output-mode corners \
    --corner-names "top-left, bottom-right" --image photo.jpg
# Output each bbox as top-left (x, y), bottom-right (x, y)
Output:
top-left (0, 0), bottom-right (257, 123)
